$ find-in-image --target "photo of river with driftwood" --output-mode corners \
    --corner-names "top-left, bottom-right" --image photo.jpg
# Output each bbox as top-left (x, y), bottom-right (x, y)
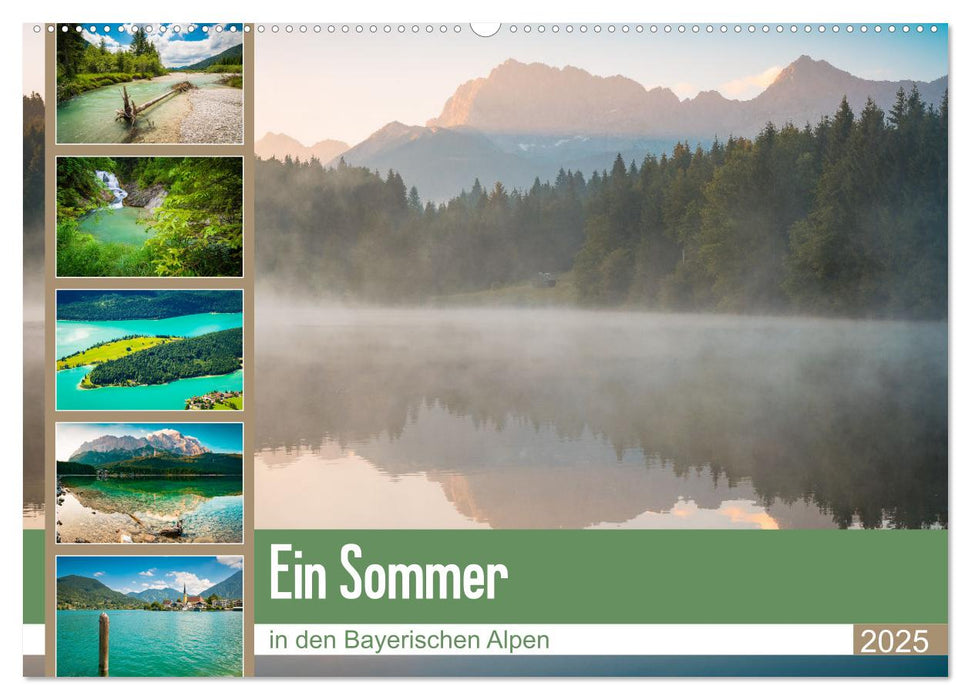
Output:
top-left (56, 23), bottom-right (243, 144)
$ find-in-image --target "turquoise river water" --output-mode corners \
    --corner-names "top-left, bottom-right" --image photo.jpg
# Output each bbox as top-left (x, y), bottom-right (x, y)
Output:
top-left (56, 73), bottom-right (231, 144)
top-left (77, 207), bottom-right (153, 246)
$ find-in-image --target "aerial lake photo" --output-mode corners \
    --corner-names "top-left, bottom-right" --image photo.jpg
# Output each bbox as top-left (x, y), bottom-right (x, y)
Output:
top-left (56, 423), bottom-right (243, 544)
top-left (55, 290), bottom-right (244, 411)
top-left (57, 556), bottom-right (243, 677)
top-left (255, 307), bottom-right (946, 530)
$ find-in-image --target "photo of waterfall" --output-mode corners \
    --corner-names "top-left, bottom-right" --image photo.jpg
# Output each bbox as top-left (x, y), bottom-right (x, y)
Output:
top-left (56, 156), bottom-right (243, 277)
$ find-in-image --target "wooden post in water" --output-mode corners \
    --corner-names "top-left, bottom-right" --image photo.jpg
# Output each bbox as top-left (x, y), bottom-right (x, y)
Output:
top-left (98, 612), bottom-right (109, 677)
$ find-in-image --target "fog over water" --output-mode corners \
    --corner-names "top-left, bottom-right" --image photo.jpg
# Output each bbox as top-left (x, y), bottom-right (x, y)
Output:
top-left (23, 267), bottom-right (44, 526)
top-left (255, 303), bottom-right (946, 530)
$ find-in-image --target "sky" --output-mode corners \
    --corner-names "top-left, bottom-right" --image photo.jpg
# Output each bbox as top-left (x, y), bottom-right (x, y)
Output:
top-left (23, 24), bottom-right (43, 97)
top-left (58, 556), bottom-right (242, 595)
top-left (76, 22), bottom-right (242, 68)
top-left (55, 422), bottom-right (243, 461)
top-left (255, 23), bottom-right (948, 146)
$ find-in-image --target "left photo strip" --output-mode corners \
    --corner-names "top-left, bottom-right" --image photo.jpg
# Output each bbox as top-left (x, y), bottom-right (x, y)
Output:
top-left (25, 22), bottom-right (252, 677)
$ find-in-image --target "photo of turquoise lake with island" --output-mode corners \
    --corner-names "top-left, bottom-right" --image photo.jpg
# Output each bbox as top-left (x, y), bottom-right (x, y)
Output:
top-left (56, 291), bottom-right (244, 411)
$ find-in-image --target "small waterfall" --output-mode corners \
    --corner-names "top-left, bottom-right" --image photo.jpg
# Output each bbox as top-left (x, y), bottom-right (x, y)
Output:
top-left (95, 170), bottom-right (128, 209)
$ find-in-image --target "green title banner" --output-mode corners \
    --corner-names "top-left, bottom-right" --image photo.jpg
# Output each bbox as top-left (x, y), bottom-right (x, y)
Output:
top-left (254, 530), bottom-right (947, 625)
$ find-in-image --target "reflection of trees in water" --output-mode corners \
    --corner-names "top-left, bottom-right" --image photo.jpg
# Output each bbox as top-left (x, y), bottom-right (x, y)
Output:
top-left (24, 321), bottom-right (44, 520)
top-left (24, 94), bottom-right (45, 520)
top-left (256, 309), bottom-right (947, 529)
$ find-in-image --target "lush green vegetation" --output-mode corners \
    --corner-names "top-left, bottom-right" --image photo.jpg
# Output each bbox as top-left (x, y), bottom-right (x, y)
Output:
top-left (56, 575), bottom-right (141, 610)
top-left (57, 157), bottom-right (243, 277)
top-left (57, 290), bottom-right (242, 320)
top-left (178, 43), bottom-right (243, 71)
top-left (257, 89), bottom-right (946, 319)
top-left (57, 335), bottom-right (179, 370)
top-left (57, 26), bottom-right (166, 101)
top-left (214, 396), bottom-right (243, 410)
top-left (85, 328), bottom-right (242, 387)
top-left (57, 452), bottom-right (243, 476)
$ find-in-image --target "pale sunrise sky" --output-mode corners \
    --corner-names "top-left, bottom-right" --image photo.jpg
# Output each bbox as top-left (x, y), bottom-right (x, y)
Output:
top-left (255, 24), bottom-right (948, 146)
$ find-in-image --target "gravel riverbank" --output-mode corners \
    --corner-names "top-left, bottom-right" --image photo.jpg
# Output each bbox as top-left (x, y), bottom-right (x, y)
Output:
top-left (181, 82), bottom-right (244, 144)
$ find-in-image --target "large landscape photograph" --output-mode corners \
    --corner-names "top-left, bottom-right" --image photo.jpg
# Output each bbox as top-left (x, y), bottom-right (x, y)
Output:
top-left (253, 27), bottom-right (948, 530)
top-left (56, 23), bottom-right (243, 144)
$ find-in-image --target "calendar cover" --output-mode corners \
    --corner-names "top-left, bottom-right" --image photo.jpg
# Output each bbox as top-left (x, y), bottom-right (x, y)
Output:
top-left (22, 21), bottom-right (948, 678)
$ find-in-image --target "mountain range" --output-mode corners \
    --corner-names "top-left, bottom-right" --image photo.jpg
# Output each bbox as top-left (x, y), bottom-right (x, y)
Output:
top-left (256, 55), bottom-right (947, 202)
top-left (57, 571), bottom-right (243, 609)
top-left (255, 132), bottom-right (349, 164)
top-left (200, 570), bottom-right (243, 599)
top-left (69, 429), bottom-right (209, 466)
top-left (129, 587), bottom-right (183, 603)
top-left (173, 43), bottom-right (243, 71)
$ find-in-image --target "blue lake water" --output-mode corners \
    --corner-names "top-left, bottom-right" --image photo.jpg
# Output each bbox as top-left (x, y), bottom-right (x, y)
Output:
top-left (57, 368), bottom-right (242, 411)
top-left (57, 609), bottom-right (242, 677)
top-left (56, 312), bottom-right (243, 356)
top-left (59, 476), bottom-right (243, 543)
top-left (55, 313), bottom-right (243, 410)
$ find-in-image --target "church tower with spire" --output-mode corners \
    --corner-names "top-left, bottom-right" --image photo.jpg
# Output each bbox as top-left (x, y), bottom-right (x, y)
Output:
top-left (183, 582), bottom-right (187, 604)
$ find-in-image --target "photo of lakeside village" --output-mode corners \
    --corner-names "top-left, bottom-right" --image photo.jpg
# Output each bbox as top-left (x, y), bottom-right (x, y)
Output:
top-left (55, 290), bottom-right (244, 411)
top-left (56, 23), bottom-right (244, 145)
top-left (57, 557), bottom-right (243, 677)
top-left (56, 422), bottom-right (243, 544)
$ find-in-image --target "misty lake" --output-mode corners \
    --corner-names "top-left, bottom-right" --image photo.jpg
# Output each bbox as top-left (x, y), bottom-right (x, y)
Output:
top-left (255, 307), bottom-right (947, 530)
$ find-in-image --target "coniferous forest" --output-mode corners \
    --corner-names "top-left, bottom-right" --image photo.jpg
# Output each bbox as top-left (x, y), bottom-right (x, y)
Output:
top-left (256, 88), bottom-right (946, 319)
top-left (56, 25), bottom-right (166, 101)
top-left (86, 327), bottom-right (243, 387)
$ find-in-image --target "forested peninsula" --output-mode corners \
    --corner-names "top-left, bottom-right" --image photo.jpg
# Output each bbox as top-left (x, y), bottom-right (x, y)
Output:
top-left (83, 328), bottom-right (243, 388)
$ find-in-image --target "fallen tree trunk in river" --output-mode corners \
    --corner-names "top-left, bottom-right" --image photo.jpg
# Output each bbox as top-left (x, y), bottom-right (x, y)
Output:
top-left (115, 81), bottom-right (193, 126)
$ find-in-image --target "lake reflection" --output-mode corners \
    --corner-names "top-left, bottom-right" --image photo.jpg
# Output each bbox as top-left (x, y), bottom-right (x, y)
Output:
top-left (256, 307), bottom-right (947, 530)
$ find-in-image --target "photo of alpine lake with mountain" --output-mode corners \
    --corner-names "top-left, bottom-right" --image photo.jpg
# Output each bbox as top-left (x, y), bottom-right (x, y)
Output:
top-left (254, 29), bottom-right (947, 531)
top-left (56, 23), bottom-right (243, 144)
top-left (56, 556), bottom-right (243, 677)
top-left (56, 290), bottom-right (243, 411)
top-left (56, 423), bottom-right (242, 544)
top-left (57, 156), bottom-right (243, 277)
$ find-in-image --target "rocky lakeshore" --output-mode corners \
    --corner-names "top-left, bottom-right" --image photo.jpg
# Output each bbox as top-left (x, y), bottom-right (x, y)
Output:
top-left (55, 486), bottom-right (219, 544)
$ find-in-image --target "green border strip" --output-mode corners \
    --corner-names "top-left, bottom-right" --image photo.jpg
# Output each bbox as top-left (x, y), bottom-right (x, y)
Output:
top-left (23, 529), bottom-right (45, 624)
